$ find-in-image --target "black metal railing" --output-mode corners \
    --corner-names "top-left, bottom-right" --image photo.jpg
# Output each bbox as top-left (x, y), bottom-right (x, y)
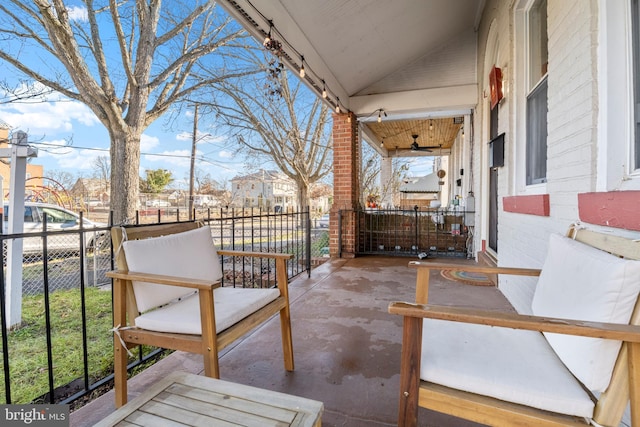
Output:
top-left (0, 208), bottom-right (311, 408)
top-left (341, 207), bottom-right (474, 258)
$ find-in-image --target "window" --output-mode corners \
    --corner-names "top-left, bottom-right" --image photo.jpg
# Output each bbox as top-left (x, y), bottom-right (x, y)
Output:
top-left (526, 0), bottom-right (548, 185)
top-left (632, 0), bottom-right (640, 170)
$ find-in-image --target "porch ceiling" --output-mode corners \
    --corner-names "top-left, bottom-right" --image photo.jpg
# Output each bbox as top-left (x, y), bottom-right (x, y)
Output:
top-left (218, 0), bottom-right (484, 157)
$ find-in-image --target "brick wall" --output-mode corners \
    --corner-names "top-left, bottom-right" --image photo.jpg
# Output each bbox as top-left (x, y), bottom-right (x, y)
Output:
top-left (330, 111), bottom-right (359, 257)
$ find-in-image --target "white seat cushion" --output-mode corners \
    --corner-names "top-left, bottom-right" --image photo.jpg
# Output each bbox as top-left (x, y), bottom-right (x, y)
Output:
top-left (135, 287), bottom-right (281, 335)
top-left (122, 226), bottom-right (223, 312)
top-left (421, 319), bottom-right (595, 418)
top-left (531, 234), bottom-right (640, 392)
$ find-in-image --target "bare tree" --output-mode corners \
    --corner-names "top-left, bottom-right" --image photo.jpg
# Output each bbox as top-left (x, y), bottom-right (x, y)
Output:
top-left (0, 1), bottom-right (256, 223)
top-left (361, 142), bottom-right (409, 208)
top-left (209, 63), bottom-right (332, 209)
top-left (45, 169), bottom-right (76, 191)
top-left (92, 155), bottom-right (110, 192)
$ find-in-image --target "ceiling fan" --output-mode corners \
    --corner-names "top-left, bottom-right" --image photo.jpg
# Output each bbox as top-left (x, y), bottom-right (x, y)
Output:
top-left (410, 134), bottom-right (437, 152)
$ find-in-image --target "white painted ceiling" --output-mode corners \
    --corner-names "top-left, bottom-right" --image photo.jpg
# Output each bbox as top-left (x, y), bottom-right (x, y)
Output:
top-left (218, 0), bottom-right (485, 153)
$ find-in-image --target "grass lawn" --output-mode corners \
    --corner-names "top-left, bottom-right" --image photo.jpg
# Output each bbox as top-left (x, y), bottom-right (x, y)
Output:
top-left (0, 286), bottom-right (114, 404)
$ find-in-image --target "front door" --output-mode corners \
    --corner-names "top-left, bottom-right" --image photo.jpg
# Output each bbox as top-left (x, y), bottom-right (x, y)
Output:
top-left (488, 104), bottom-right (499, 253)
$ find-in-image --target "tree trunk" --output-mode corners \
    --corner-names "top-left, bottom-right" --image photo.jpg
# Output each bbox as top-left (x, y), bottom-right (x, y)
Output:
top-left (110, 129), bottom-right (141, 224)
top-left (297, 179), bottom-right (309, 210)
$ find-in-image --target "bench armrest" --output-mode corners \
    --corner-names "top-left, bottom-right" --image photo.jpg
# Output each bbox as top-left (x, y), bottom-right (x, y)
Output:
top-left (409, 261), bottom-right (541, 277)
top-left (409, 261), bottom-right (541, 304)
top-left (388, 302), bottom-right (640, 342)
top-left (106, 270), bottom-right (221, 291)
top-left (217, 250), bottom-right (294, 261)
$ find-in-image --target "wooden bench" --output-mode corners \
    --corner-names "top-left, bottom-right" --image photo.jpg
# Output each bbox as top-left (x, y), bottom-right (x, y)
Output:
top-left (389, 224), bottom-right (640, 426)
top-left (107, 221), bottom-right (294, 407)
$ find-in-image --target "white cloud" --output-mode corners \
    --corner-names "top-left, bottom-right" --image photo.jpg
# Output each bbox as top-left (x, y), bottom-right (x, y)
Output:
top-left (140, 134), bottom-right (160, 151)
top-left (67, 6), bottom-right (88, 22)
top-left (176, 132), bottom-right (191, 141)
top-left (218, 150), bottom-right (233, 158)
top-left (35, 139), bottom-right (105, 172)
top-left (0, 89), bottom-right (100, 137)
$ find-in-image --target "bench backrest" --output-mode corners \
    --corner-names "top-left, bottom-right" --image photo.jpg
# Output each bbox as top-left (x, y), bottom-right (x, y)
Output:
top-left (567, 225), bottom-right (640, 425)
top-left (111, 221), bottom-right (203, 323)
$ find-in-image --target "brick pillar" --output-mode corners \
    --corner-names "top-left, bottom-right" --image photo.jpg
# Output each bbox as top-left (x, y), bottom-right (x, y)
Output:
top-left (330, 111), bottom-right (359, 258)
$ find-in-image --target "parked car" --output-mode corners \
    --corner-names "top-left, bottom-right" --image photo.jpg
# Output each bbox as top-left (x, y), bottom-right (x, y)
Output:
top-left (146, 199), bottom-right (171, 208)
top-left (193, 195), bottom-right (215, 208)
top-left (318, 214), bottom-right (330, 228)
top-left (2, 202), bottom-right (108, 255)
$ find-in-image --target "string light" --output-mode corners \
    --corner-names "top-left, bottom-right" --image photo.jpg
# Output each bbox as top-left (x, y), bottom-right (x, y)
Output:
top-left (376, 108), bottom-right (387, 123)
top-left (263, 20), bottom-right (272, 46)
top-left (299, 55), bottom-right (305, 78)
top-left (429, 120), bottom-right (434, 131)
top-left (254, 9), bottom-right (343, 113)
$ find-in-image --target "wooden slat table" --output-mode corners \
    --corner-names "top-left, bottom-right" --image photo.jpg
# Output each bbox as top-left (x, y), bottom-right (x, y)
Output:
top-left (94, 372), bottom-right (323, 427)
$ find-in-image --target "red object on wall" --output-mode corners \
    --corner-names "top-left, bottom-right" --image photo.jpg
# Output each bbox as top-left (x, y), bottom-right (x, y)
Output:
top-left (489, 66), bottom-right (503, 109)
top-left (503, 194), bottom-right (550, 216)
top-left (578, 191), bottom-right (640, 231)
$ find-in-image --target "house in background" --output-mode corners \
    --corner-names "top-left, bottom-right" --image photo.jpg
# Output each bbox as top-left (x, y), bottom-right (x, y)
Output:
top-left (0, 120), bottom-right (44, 202)
top-left (231, 169), bottom-right (297, 211)
top-left (71, 178), bottom-right (110, 208)
top-left (309, 182), bottom-right (332, 214)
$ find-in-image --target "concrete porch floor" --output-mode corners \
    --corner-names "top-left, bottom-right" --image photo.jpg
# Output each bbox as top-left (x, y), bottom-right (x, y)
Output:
top-left (71, 256), bottom-right (515, 427)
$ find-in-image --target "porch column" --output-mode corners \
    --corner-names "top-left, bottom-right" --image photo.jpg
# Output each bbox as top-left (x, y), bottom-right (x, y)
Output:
top-left (330, 111), bottom-right (359, 258)
top-left (380, 156), bottom-right (393, 208)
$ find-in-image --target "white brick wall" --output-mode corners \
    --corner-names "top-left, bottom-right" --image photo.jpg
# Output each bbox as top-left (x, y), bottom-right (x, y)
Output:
top-left (475, 0), bottom-right (601, 314)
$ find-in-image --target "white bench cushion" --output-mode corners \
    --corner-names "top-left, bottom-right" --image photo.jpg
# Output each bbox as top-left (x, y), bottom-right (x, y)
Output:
top-left (135, 287), bottom-right (280, 335)
top-left (531, 233), bottom-right (640, 392)
top-left (122, 226), bottom-right (223, 312)
top-left (421, 319), bottom-right (595, 418)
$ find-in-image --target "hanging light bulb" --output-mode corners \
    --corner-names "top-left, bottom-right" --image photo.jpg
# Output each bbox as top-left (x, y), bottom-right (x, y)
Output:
top-left (263, 21), bottom-right (273, 47)
top-left (335, 97), bottom-right (341, 113)
top-left (322, 80), bottom-right (327, 99)
top-left (377, 110), bottom-right (382, 123)
top-left (299, 55), bottom-right (305, 78)
top-left (429, 120), bottom-right (434, 131)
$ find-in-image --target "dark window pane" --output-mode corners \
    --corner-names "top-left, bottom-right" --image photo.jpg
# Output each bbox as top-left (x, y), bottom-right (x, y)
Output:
top-left (526, 77), bottom-right (548, 185)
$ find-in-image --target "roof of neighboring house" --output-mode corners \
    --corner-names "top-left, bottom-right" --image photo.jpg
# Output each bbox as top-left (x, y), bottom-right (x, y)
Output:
top-left (71, 178), bottom-right (109, 194)
top-left (232, 169), bottom-right (291, 182)
top-left (0, 119), bottom-right (11, 130)
top-left (400, 173), bottom-right (441, 194)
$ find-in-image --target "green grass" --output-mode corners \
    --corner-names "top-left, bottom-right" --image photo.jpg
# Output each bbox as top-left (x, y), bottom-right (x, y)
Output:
top-left (0, 287), bottom-right (114, 404)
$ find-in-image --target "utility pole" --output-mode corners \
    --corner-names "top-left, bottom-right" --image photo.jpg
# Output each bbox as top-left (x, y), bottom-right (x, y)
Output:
top-left (188, 104), bottom-right (198, 220)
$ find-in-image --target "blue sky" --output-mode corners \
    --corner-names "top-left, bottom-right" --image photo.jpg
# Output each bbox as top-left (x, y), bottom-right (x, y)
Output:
top-left (0, 83), bottom-right (247, 189)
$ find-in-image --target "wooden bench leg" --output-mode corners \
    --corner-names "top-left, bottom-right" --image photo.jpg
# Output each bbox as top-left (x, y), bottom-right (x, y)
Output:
top-left (113, 279), bottom-right (129, 408)
top-left (277, 259), bottom-right (294, 371)
top-left (398, 316), bottom-right (422, 427)
top-left (113, 339), bottom-right (128, 408)
top-left (199, 288), bottom-right (220, 379)
top-left (630, 342), bottom-right (640, 427)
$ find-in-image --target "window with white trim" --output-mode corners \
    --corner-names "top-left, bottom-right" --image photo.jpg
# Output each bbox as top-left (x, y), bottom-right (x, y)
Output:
top-left (526, 0), bottom-right (548, 185)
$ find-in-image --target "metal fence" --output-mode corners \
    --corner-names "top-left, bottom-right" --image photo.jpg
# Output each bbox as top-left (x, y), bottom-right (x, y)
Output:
top-left (341, 207), bottom-right (474, 258)
top-left (0, 208), bottom-right (315, 407)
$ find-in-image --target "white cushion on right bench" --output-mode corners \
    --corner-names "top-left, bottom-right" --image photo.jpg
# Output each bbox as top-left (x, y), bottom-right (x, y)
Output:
top-left (421, 319), bottom-right (595, 418)
top-left (532, 233), bottom-right (640, 392)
